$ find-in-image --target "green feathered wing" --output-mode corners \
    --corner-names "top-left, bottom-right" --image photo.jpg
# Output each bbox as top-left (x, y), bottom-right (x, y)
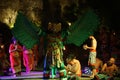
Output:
top-left (66, 9), bottom-right (100, 46)
top-left (11, 12), bottom-right (40, 49)
top-left (11, 9), bottom-right (99, 49)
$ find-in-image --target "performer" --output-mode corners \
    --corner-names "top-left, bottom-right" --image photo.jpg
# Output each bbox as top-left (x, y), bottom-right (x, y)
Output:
top-left (83, 35), bottom-right (97, 78)
top-left (43, 22), bottom-right (67, 79)
top-left (9, 37), bottom-right (23, 77)
top-left (101, 57), bottom-right (118, 76)
top-left (23, 46), bottom-right (34, 73)
top-left (95, 57), bottom-right (103, 74)
top-left (95, 57), bottom-right (118, 80)
top-left (65, 54), bottom-right (81, 80)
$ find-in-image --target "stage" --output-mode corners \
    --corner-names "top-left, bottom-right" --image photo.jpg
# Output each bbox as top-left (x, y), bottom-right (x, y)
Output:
top-left (0, 71), bottom-right (93, 80)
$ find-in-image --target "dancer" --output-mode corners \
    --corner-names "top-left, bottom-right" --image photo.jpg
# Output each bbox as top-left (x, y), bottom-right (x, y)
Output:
top-left (23, 46), bottom-right (34, 73)
top-left (43, 22), bottom-right (67, 79)
top-left (9, 37), bottom-right (23, 77)
top-left (83, 35), bottom-right (97, 78)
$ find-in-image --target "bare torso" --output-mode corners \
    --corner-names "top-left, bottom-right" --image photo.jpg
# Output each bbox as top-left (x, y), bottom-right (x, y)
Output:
top-left (102, 63), bottom-right (118, 76)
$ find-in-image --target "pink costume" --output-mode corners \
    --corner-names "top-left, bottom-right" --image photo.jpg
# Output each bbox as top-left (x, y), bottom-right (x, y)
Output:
top-left (9, 43), bottom-right (23, 74)
top-left (23, 46), bottom-right (34, 73)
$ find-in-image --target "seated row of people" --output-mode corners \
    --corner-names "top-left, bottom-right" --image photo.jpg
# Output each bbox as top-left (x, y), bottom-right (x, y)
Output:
top-left (65, 53), bottom-right (119, 80)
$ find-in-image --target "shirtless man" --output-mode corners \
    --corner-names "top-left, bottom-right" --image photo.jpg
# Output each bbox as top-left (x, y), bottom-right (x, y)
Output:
top-left (95, 57), bottom-right (118, 80)
top-left (83, 35), bottom-right (97, 78)
top-left (101, 57), bottom-right (118, 77)
top-left (65, 54), bottom-right (81, 79)
top-left (95, 58), bottom-right (103, 73)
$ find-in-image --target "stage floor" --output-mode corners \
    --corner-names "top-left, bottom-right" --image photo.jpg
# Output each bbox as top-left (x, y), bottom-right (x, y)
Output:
top-left (0, 71), bottom-right (92, 80)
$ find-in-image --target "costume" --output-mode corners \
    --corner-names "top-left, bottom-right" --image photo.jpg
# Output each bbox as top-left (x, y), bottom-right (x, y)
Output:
top-left (89, 49), bottom-right (97, 65)
top-left (9, 43), bottom-right (22, 76)
top-left (43, 22), bottom-right (67, 79)
top-left (43, 33), bottom-right (67, 79)
top-left (88, 49), bottom-right (97, 75)
top-left (23, 46), bottom-right (34, 73)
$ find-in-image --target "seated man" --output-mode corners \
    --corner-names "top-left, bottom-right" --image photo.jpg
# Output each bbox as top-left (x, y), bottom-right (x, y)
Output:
top-left (95, 57), bottom-right (118, 80)
top-left (65, 54), bottom-right (81, 80)
top-left (95, 57), bottom-right (103, 74)
top-left (101, 57), bottom-right (118, 76)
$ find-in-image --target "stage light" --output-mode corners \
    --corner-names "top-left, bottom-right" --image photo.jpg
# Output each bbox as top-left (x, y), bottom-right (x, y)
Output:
top-left (0, 45), bottom-right (4, 48)
top-left (67, 22), bottom-right (71, 26)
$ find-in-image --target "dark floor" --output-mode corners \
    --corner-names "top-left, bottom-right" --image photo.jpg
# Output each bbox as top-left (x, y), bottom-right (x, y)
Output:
top-left (0, 71), bottom-right (92, 80)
